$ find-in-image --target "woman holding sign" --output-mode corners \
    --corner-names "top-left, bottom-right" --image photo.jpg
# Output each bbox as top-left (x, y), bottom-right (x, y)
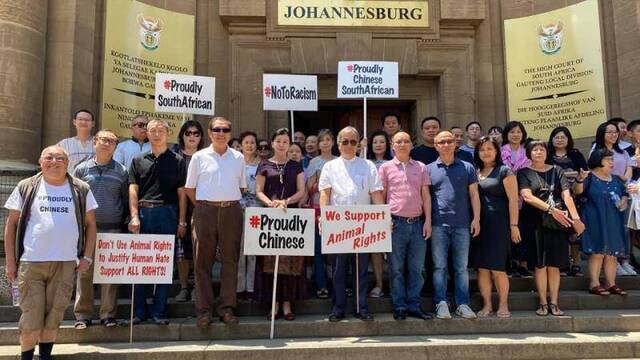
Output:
top-left (255, 128), bottom-right (307, 320)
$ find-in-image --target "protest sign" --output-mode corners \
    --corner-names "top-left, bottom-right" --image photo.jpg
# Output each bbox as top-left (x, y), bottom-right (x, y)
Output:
top-left (320, 205), bottom-right (392, 254)
top-left (337, 61), bottom-right (398, 99)
top-left (155, 73), bottom-right (215, 116)
top-left (244, 207), bottom-right (315, 256)
top-left (93, 233), bottom-right (175, 284)
top-left (263, 74), bottom-right (318, 111)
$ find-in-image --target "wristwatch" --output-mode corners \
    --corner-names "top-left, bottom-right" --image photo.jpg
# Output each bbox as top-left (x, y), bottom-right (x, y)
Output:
top-left (179, 222), bottom-right (188, 227)
top-left (82, 256), bottom-right (93, 265)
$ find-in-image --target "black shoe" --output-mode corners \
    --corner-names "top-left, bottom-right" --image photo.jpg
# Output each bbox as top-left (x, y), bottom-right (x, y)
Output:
top-left (407, 308), bottom-right (433, 320)
top-left (152, 316), bottom-right (169, 325)
top-left (101, 317), bottom-right (118, 327)
top-left (517, 266), bottom-right (533, 278)
top-left (328, 313), bottom-right (345, 322)
top-left (393, 309), bottom-right (407, 321)
top-left (354, 312), bottom-right (374, 321)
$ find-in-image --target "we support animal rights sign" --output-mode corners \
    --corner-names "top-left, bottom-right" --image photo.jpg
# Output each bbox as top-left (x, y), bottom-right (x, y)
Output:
top-left (321, 205), bottom-right (391, 254)
top-left (93, 233), bottom-right (175, 284)
top-left (337, 61), bottom-right (398, 98)
top-left (243, 207), bottom-right (315, 256)
top-left (155, 73), bottom-right (215, 115)
top-left (263, 74), bottom-right (318, 111)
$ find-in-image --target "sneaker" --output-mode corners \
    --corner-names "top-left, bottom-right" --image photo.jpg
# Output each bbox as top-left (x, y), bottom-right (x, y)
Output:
top-left (101, 318), bottom-right (117, 327)
top-left (435, 301), bottom-right (452, 319)
top-left (622, 262), bottom-right (637, 275)
top-left (175, 288), bottom-right (189, 302)
top-left (74, 319), bottom-right (91, 329)
top-left (455, 304), bottom-right (477, 319)
top-left (369, 287), bottom-right (383, 298)
top-left (616, 263), bottom-right (630, 276)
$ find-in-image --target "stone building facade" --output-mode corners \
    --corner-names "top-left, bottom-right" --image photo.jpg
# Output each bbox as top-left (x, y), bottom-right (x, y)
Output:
top-left (1, 0), bottom-right (639, 166)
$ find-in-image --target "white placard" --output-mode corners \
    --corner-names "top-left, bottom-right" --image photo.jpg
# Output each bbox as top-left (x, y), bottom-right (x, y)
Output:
top-left (263, 74), bottom-right (318, 111)
top-left (337, 61), bottom-right (399, 98)
top-left (155, 73), bottom-right (215, 115)
top-left (321, 205), bottom-right (392, 254)
top-left (93, 233), bottom-right (175, 284)
top-left (243, 207), bottom-right (316, 256)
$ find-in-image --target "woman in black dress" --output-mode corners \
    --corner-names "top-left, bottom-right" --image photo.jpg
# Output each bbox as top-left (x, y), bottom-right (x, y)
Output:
top-left (255, 128), bottom-right (307, 320)
top-left (518, 140), bottom-right (585, 316)
top-left (470, 137), bottom-right (520, 318)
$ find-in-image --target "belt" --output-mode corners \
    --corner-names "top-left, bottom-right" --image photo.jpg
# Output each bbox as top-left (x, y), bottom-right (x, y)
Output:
top-left (392, 215), bottom-right (423, 224)
top-left (197, 200), bottom-right (239, 208)
top-left (138, 201), bottom-right (167, 208)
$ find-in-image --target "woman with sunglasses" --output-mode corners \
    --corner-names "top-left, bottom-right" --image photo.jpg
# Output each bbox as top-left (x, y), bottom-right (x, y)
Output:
top-left (257, 139), bottom-right (271, 161)
top-left (255, 128), bottom-right (307, 321)
top-left (305, 129), bottom-right (336, 299)
top-left (173, 120), bottom-right (205, 302)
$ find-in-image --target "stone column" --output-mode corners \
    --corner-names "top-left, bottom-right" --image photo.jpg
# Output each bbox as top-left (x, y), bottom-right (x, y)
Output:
top-left (0, 0), bottom-right (48, 166)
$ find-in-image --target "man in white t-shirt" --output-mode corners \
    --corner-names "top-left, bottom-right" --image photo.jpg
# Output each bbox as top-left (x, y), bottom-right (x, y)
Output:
top-left (57, 109), bottom-right (96, 173)
top-left (4, 145), bottom-right (98, 360)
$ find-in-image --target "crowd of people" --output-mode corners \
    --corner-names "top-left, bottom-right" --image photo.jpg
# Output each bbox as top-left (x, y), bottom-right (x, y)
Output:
top-left (4, 109), bottom-right (640, 359)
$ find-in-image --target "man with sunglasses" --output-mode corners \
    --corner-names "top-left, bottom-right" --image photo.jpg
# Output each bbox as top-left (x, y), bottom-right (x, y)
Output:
top-left (4, 145), bottom-right (98, 360)
top-left (72, 130), bottom-right (129, 329)
top-left (319, 126), bottom-right (385, 322)
top-left (185, 117), bottom-right (246, 327)
top-left (428, 131), bottom-right (481, 320)
top-left (114, 115), bottom-right (151, 169)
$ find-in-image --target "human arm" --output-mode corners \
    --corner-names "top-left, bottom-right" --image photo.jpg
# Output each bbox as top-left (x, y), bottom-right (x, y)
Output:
top-left (503, 174), bottom-right (521, 243)
top-left (177, 187), bottom-right (187, 238)
top-left (128, 184), bottom-right (140, 233)
top-left (468, 183), bottom-right (481, 237)
top-left (421, 184), bottom-right (432, 239)
top-left (78, 209), bottom-right (97, 272)
top-left (3, 210), bottom-right (19, 282)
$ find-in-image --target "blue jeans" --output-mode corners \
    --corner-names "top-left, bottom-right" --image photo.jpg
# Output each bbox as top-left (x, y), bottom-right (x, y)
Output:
top-left (314, 229), bottom-right (328, 290)
top-left (390, 218), bottom-right (427, 311)
top-left (134, 205), bottom-right (177, 319)
top-left (431, 225), bottom-right (470, 306)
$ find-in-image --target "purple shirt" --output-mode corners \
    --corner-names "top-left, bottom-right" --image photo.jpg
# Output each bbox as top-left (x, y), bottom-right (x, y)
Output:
top-left (379, 158), bottom-right (430, 218)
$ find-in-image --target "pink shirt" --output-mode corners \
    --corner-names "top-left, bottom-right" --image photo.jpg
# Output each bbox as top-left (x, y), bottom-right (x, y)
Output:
top-left (379, 158), bottom-right (430, 218)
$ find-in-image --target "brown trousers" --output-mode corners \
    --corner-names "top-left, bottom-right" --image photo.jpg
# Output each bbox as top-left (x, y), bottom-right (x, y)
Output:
top-left (193, 202), bottom-right (242, 317)
top-left (74, 265), bottom-right (119, 320)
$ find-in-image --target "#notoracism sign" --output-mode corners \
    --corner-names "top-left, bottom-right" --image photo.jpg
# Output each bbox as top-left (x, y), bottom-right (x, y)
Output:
top-left (155, 73), bottom-right (215, 115)
top-left (93, 233), bottom-right (175, 284)
top-left (321, 205), bottom-right (391, 254)
top-left (263, 74), bottom-right (318, 111)
top-left (243, 207), bottom-right (315, 256)
top-left (504, 0), bottom-right (607, 139)
top-left (337, 61), bottom-right (398, 98)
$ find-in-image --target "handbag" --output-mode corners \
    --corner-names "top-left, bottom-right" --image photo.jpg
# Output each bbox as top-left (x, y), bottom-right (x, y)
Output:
top-left (537, 167), bottom-right (573, 232)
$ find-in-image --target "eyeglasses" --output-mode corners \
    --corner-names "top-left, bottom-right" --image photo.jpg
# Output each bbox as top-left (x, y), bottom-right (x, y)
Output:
top-left (340, 139), bottom-right (358, 146)
top-left (96, 137), bottom-right (117, 145)
top-left (184, 131), bottom-right (201, 137)
top-left (258, 145), bottom-right (270, 151)
top-left (210, 127), bottom-right (231, 133)
top-left (41, 155), bottom-right (67, 162)
top-left (132, 123), bottom-right (148, 128)
top-left (436, 139), bottom-right (455, 145)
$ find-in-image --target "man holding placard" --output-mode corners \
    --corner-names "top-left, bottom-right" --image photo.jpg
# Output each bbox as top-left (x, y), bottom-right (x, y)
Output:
top-left (128, 120), bottom-right (187, 325)
top-left (185, 116), bottom-right (246, 327)
top-left (319, 126), bottom-right (385, 322)
top-left (379, 131), bottom-right (433, 321)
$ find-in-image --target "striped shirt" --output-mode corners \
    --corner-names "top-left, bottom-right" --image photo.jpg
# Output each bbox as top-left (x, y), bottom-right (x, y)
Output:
top-left (73, 158), bottom-right (128, 229)
top-left (57, 136), bottom-right (95, 173)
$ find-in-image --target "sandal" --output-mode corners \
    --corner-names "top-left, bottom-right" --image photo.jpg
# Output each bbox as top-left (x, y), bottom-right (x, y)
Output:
top-left (535, 304), bottom-right (548, 316)
top-left (589, 285), bottom-right (610, 296)
top-left (570, 265), bottom-right (584, 277)
top-left (548, 303), bottom-right (565, 316)
top-left (496, 310), bottom-right (511, 318)
top-left (476, 309), bottom-right (494, 318)
top-left (608, 285), bottom-right (627, 296)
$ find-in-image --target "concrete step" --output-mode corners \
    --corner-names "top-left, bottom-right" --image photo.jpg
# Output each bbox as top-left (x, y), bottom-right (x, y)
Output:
top-left (2, 290), bottom-right (640, 323)
top-left (0, 331), bottom-right (639, 359)
top-left (0, 310), bottom-right (638, 345)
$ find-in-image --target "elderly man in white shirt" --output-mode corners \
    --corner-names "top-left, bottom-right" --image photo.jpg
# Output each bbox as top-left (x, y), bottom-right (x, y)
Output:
top-left (114, 115), bottom-right (151, 169)
top-left (319, 126), bottom-right (385, 322)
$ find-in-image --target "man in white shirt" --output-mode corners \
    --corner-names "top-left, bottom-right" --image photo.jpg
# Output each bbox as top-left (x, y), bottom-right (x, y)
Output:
top-left (114, 115), bottom-right (151, 169)
top-left (185, 116), bottom-right (246, 327)
top-left (319, 126), bottom-right (385, 322)
top-left (4, 145), bottom-right (98, 360)
top-left (57, 109), bottom-right (96, 173)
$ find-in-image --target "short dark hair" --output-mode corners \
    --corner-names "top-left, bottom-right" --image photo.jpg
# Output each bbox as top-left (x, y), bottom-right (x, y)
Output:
top-left (503, 121), bottom-right (528, 145)
top-left (450, 126), bottom-right (462, 131)
top-left (525, 139), bottom-right (547, 160)
top-left (178, 120), bottom-right (205, 151)
top-left (608, 117), bottom-right (626, 126)
top-left (628, 119), bottom-right (640, 132)
top-left (547, 126), bottom-right (575, 154)
top-left (488, 126), bottom-right (502, 134)
top-left (588, 147), bottom-right (614, 170)
top-left (421, 116), bottom-right (441, 129)
top-left (74, 109), bottom-right (94, 121)
top-left (271, 127), bottom-right (290, 142)
top-left (381, 112), bottom-right (400, 126)
top-left (239, 131), bottom-right (258, 144)
top-left (465, 121), bottom-right (482, 132)
top-left (289, 142), bottom-right (303, 154)
top-left (595, 121), bottom-right (623, 154)
top-left (474, 136), bottom-right (503, 169)
top-left (367, 130), bottom-right (393, 160)
top-left (228, 137), bottom-right (240, 147)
